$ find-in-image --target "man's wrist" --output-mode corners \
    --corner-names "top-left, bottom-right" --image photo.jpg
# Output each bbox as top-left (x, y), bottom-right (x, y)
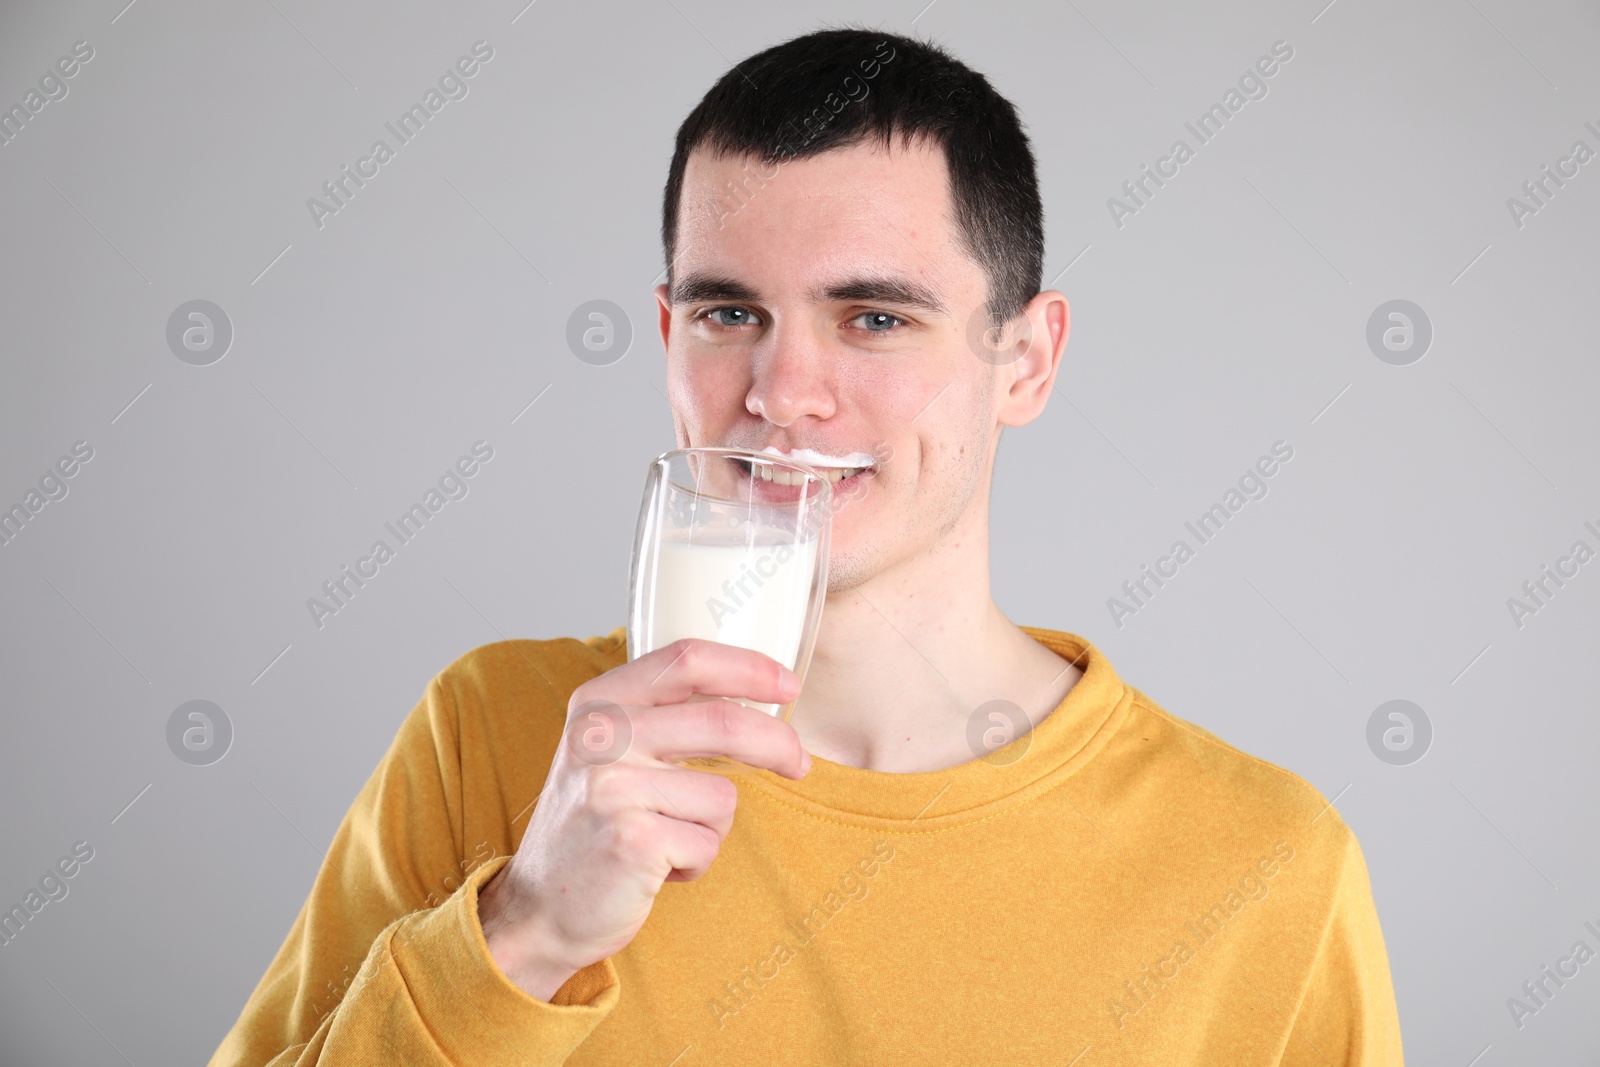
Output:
top-left (477, 864), bottom-right (582, 1003)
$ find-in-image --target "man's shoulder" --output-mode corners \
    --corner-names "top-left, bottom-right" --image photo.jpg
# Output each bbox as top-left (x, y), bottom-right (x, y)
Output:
top-left (437, 625), bottom-right (628, 691)
top-left (1118, 685), bottom-right (1338, 826)
top-left (1031, 627), bottom-right (1339, 833)
top-left (1086, 686), bottom-right (1389, 1018)
top-left (426, 625), bottom-right (629, 739)
top-left (1104, 685), bottom-right (1363, 890)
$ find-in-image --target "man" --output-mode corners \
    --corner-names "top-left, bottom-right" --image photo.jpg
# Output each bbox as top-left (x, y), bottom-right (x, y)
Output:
top-left (211, 26), bottom-right (1403, 1066)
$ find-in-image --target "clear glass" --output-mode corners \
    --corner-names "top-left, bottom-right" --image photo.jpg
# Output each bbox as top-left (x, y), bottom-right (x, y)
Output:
top-left (627, 447), bottom-right (832, 774)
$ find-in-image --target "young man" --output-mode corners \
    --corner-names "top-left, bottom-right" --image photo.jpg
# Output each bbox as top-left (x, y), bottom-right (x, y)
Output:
top-left (211, 27), bottom-right (1403, 1066)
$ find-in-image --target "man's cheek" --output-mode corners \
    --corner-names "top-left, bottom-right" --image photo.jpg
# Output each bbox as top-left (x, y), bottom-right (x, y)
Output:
top-left (692, 365), bottom-right (748, 411)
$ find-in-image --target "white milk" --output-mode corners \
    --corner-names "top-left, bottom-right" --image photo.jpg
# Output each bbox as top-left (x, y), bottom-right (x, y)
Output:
top-left (645, 529), bottom-right (819, 716)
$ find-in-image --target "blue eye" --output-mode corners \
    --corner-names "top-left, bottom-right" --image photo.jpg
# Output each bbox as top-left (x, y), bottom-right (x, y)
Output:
top-left (853, 311), bottom-right (903, 332)
top-left (702, 306), bottom-right (757, 327)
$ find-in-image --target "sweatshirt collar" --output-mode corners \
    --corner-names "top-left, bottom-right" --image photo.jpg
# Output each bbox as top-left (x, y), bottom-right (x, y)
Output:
top-left (740, 627), bottom-right (1133, 831)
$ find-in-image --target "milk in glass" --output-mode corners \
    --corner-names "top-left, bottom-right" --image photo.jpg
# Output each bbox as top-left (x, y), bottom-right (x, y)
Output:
top-left (645, 526), bottom-right (819, 715)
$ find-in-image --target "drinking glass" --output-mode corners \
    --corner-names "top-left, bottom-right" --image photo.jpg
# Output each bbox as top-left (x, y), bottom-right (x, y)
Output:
top-left (627, 447), bottom-right (832, 774)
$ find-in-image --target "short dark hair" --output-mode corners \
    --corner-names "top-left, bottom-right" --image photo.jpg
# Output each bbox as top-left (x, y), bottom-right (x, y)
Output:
top-left (661, 26), bottom-right (1044, 328)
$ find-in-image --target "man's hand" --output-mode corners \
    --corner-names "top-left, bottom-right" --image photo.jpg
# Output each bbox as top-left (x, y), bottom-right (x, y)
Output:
top-left (476, 638), bottom-right (810, 1002)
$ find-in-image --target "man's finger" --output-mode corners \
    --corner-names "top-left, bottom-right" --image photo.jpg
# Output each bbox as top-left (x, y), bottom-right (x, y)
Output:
top-left (586, 638), bottom-right (800, 710)
top-left (652, 813), bottom-right (723, 882)
top-left (625, 765), bottom-right (739, 839)
top-left (627, 699), bottom-right (808, 780)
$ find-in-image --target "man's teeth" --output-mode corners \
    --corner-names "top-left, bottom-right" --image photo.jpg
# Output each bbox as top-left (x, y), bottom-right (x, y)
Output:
top-left (749, 461), bottom-right (863, 485)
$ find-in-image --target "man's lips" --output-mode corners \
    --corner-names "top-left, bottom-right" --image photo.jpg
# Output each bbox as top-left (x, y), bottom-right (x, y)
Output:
top-left (729, 455), bottom-right (874, 504)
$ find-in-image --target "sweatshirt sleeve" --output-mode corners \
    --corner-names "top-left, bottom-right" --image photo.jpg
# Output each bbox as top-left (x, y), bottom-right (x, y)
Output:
top-left (207, 669), bottom-right (621, 1066)
top-left (1279, 827), bottom-right (1405, 1066)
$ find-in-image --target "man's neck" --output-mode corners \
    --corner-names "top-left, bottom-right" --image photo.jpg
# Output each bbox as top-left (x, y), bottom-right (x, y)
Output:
top-left (787, 514), bottom-right (1084, 774)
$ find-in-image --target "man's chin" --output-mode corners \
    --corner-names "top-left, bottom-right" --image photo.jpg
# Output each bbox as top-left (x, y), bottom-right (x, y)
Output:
top-left (821, 545), bottom-right (878, 597)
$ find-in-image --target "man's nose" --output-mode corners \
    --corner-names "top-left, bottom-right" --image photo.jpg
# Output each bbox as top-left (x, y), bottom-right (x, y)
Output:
top-left (744, 318), bottom-right (837, 426)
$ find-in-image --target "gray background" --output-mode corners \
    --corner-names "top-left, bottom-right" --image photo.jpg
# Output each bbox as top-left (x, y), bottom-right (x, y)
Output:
top-left (0, 0), bottom-right (1595, 1062)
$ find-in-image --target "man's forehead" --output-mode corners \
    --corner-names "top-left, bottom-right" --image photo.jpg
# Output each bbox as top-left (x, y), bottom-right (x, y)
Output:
top-left (673, 139), bottom-right (970, 309)
top-left (678, 138), bottom-right (954, 227)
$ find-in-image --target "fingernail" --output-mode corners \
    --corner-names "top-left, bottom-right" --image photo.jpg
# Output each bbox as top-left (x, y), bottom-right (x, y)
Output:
top-left (800, 749), bottom-right (812, 775)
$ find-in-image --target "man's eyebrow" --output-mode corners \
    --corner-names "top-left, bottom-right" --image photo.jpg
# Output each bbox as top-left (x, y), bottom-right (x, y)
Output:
top-left (813, 275), bottom-right (949, 317)
top-left (670, 271), bottom-right (949, 317)
top-left (670, 273), bottom-right (760, 305)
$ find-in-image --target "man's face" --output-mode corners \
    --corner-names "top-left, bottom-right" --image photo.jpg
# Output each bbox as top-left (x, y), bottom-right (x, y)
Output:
top-left (654, 137), bottom-right (1009, 594)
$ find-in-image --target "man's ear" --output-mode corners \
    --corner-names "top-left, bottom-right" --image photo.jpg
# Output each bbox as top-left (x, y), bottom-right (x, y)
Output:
top-left (654, 283), bottom-right (672, 349)
top-left (996, 290), bottom-right (1069, 428)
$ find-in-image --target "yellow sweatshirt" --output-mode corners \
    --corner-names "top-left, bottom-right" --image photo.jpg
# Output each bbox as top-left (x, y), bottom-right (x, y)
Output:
top-left (209, 626), bottom-right (1403, 1065)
